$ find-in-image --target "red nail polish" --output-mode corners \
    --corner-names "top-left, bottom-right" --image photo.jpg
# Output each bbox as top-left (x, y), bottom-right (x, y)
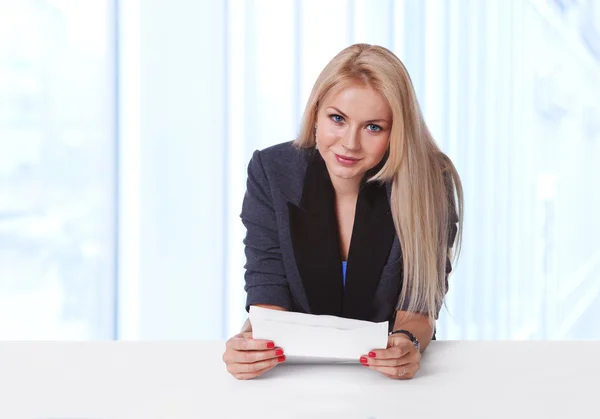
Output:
top-left (275, 348), bottom-right (284, 356)
top-left (266, 342), bottom-right (275, 349)
top-left (368, 351), bottom-right (376, 358)
top-left (360, 356), bottom-right (368, 364)
top-left (278, 355), bottom-right (286, 362)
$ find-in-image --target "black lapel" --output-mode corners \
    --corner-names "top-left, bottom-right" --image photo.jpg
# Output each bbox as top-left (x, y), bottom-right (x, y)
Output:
top-left (288, 150), bottom-right (396, 320)
top-left (288, 150), bottom-right (344, 316)
top-left (341, 177), bottom-right (396, 320)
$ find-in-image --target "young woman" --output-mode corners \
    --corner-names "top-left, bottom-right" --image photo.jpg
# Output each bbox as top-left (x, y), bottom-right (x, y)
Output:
top-left (222, 43), bottom-right (463, 380)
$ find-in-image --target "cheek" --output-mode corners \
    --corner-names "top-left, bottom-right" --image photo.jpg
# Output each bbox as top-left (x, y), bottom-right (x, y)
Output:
top-left (364, 136), bottom-right (390, 161)
top-left (316, 124), bottom-right (340, 148)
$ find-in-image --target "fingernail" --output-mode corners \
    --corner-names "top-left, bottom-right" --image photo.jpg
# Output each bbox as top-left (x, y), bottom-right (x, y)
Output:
top-left (266, 342), bottom-right (275, 349)
top-left (278, 355), bottom-right (286, 362)
top-left (275, 348), bottom-right (284, 356)
top-left (360, 356), bottom-right (368, 364)
top-left (368, 351), bottom-right (376, 358)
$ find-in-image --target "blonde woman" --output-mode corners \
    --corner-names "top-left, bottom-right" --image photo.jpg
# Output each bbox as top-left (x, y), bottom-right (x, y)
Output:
top-left (222, 43), bottom-right (463, 380)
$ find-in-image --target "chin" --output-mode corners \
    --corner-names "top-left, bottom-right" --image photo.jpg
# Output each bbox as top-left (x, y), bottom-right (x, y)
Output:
top-left (331, 168), bottom-right (362, 180)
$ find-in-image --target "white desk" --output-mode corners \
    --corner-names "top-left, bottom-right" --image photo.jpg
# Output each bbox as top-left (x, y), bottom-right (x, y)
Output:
top-left (0, 341), bottom-right (598, 419)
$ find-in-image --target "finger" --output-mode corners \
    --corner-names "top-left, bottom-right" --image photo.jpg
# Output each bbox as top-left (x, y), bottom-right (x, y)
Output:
top-left (227, 334), bottom-right (276, 351)
top-left (366, 362), bottom-right (420, 380)
top-left (234, 347), bottom-right (285, 364)
top-left (227, 354), bottom-right (286, 376)
top-left (366, 342), bottom-right (412, 360)
top-left (223, 346), bottom-right (284, 364)
top-left (233, 362), bottom-right (279, 380)
top-left (360, 353), bottom-right (419, 368)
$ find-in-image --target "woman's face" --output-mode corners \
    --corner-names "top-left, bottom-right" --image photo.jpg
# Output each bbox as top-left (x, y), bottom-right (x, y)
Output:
top-left (315, 81), bottom-right (392, 187)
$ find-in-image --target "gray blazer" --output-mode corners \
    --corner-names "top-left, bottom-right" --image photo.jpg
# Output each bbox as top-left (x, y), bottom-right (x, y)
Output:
top-left (240, 141), bottom-right (456, 330)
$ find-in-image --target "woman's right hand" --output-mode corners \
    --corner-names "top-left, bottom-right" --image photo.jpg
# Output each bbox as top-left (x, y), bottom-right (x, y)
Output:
top-left (222, 332), bottom-right (286, 380)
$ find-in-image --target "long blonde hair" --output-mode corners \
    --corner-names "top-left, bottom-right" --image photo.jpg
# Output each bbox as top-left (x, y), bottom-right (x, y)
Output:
top-left (294, 43), bottom-right (463, 326)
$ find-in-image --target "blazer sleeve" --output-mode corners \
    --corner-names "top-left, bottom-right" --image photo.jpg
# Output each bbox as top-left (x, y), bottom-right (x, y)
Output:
top-left (240, 150), bottom-right (292, 312)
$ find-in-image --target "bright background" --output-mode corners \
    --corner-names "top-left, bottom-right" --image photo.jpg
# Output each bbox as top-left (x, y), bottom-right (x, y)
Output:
top-left (1, 0), bottom-right (599, 341)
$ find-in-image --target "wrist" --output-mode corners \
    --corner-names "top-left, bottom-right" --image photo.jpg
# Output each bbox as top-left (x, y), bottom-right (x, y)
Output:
top-left (389, 329), bottom-right (420, 352)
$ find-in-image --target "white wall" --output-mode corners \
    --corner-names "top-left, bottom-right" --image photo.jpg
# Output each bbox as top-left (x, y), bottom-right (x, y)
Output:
top-left (118, 0), bottom-right (228, 339)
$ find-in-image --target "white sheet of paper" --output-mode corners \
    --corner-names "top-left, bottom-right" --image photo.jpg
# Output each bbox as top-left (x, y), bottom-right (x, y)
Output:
top-left (249, 306), bottom-right (389, 363)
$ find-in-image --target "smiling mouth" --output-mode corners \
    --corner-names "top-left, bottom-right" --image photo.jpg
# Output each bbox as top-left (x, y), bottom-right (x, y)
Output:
top-left (334, 153), bottom-right (362, 165)
top-left (336, 154), bottom-right (359, 160)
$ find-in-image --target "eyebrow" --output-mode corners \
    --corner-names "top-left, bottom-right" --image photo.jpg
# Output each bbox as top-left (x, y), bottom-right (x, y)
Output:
top-left (328, 106), bottom-right (389, 124)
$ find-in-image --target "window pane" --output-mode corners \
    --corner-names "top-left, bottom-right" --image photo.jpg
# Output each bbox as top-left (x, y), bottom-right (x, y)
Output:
top-left (0, 0), bottom-right (116, 339)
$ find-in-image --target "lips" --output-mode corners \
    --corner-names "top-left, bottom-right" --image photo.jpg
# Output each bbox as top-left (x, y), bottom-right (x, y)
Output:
top-left (334, 153), bottom-right (361, 165)
top-left (336, 154), bottom-right (360, 161)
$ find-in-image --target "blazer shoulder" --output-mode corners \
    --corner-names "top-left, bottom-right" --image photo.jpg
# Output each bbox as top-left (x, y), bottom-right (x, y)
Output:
top-left (255, 140), bottom-right (312, 179)
top-left (250, 140), bottom-right (312, 205)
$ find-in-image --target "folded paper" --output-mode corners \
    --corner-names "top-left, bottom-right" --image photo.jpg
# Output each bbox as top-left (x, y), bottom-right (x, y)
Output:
top-left (249, 306), bottom-right (389, 363)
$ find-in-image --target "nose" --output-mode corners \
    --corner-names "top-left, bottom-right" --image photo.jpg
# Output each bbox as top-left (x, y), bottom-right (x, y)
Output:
top-left (341, 127), bottom-right (360, 151)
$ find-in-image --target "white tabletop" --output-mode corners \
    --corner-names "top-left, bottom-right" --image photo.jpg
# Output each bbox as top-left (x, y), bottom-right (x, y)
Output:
top-left (0, 340), bottom-right (598, 419)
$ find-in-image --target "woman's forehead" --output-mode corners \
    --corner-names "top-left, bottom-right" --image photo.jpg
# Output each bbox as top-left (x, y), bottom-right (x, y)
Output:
top-left (321, 82), bottom-right (392, 120)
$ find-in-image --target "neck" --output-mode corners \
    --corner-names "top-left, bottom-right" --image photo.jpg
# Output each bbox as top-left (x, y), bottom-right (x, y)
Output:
top-left (330, 176), bottom-right (361, 200)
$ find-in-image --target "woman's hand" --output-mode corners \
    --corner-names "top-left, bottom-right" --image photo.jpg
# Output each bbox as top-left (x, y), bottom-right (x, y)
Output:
top-left (359, 334), bottom-right (421, 379)
top-left (222, 332), bottom-right (286, 380)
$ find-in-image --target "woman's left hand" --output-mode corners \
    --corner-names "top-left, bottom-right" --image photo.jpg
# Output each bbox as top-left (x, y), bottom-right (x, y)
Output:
top-left (359, 334), bottom-right (421, 379)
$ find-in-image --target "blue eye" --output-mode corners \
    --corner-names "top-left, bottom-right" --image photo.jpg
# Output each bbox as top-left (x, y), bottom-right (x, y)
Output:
top-left (367, 124), bottom-right (382, 132)
top-left (330, 114), bottom-right (344, 123)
